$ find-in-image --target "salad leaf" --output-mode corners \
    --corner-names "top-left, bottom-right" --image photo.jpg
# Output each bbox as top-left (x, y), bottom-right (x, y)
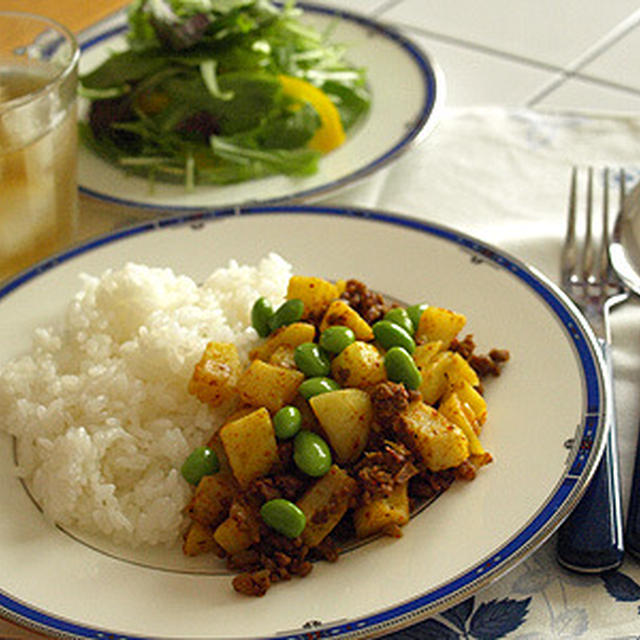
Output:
top-left (210, 136), bottom-right (320, 176)
top-left (257, 101), bottom-right (319, 149)
top-left (322, 79), bottom-right (370, 131)
top-left (80, 0), bottom-right (370, 189)
top-left (81, 50), bottom-right (168, 89)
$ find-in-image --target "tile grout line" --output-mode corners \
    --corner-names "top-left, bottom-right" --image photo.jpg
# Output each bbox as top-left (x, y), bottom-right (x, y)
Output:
top-left (568, 71), bottom-right (640, 98)
top-left (375, 12), bottom-right (640, 105)
top-left (372, 17), bottom-right (568, 74)
top-left (526, 7), bottom-right (640, 107)
top-left (370, 0), bottom-right (406, 20)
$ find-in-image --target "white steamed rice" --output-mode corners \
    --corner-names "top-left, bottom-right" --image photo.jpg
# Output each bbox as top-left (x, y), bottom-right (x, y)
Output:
top-left (0, 253), bottom-right (292, 547)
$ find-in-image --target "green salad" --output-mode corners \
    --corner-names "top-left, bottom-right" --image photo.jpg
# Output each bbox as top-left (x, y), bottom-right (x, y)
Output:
top-left (80, 0), bottom-right (370, 189)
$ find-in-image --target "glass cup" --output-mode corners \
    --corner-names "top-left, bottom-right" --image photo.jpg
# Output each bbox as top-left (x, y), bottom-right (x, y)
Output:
top-left (0, 11), bottom-right (80, 283)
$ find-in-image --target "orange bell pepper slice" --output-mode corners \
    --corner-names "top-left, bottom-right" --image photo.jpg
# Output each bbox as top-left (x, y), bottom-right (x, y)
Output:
top-left (278, 74), bottom-right (346, 153)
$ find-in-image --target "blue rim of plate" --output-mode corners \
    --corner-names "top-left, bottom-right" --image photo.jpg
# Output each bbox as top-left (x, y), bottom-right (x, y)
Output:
top-left (76, 2), bottom-right (443, 212)
top-left (0, 206), bottom-right (605, 640)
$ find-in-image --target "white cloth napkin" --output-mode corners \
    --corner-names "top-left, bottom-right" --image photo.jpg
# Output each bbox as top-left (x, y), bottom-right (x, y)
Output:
top-left (322, 107), bottom-right (640, 639)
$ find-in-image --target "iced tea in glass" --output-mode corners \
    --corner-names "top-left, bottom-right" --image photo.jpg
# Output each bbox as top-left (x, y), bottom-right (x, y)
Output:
top-left (0, 12), bottom-right (79, 283)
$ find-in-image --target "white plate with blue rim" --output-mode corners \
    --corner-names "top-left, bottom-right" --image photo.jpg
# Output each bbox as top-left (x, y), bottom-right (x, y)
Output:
top-left (0, 206), bottom-right (605, 639)
top-left (76, 3), bottom-right (443, 213)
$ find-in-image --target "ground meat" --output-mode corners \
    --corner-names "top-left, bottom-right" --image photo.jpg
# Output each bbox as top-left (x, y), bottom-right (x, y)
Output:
top-left (340, 279), bottom-right (390, 324)
top-left (451, 334), bottom-right (510, 378)
top-left (230, 529), bottom-right (314, 596)
top-left (469, 349), bottom-right (510, 378)
top-left (312, 536), bottom-right (340, 563)
top-left (370, 381), bottom-right (411, 433)
top-left (489, 348), bottom-right (510, 364)
top-left (454, 459), bottom-right (478, 481)
top-left (450, 334), bottom-right (476, 359)
top-left (246, 473), bottom-right (306, 504)
top-left (409, 469), bottom-right (456, 501)
top-left (232, 569), bottom-right (272, 597)
top-left (353, 440), bottom-right (418, 504)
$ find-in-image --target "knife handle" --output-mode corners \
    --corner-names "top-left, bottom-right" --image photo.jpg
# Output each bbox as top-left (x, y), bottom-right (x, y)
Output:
top-left (624, 423), bottom-right (640, 557)
top-left (557, 410), bottom-right (624, 572)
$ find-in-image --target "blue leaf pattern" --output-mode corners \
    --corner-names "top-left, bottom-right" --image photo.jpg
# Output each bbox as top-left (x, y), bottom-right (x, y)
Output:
top-left (441, 597), bottom-right (474, 632)
top-left (511, 568), bottom-right (554, 594)
top-left (601, 571), bottom-right (640, 602)
top-left (551, 608), bottom-right (588, 637)
top-left (389, 618), bottom-right (460, 640)
top-left (387, 596), bottom-right (532, 639)
top-left (469, 597), bottom-right (532, 639)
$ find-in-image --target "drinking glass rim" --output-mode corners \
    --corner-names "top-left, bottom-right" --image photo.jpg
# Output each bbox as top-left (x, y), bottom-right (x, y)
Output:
top-left (0, 10), bottom-right (80, 113)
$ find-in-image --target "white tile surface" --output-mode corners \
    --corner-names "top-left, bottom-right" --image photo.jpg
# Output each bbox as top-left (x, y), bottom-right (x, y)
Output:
top-left (310, 0), bottom-right (386, 16)
top-left (380, 0), bottom-right (640, 70)
top-left (579, 22), bottom-right (640, 92)
top-left (534, 76), bottom-right (640, 114)
top-left (409, 33), bottom-right (554, 108)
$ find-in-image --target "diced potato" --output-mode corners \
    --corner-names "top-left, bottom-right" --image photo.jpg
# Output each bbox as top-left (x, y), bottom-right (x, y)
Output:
top-left (185, 471), bottom-right (236, 528)
top-left (445, 352), bottom-right (480, 388)
top-left (413, 341), bottom-right (444, 368)
top-left (353, 482), bottom-right (410, 539)
top-left (250, 322), bottom-right (316, 361)
top-left (439, 392), bottom-right (486, 457)
top-left (183, 521), bottom-right (220, 556)
top-left (450, 379), bottom-right (487, 426)
top-left (418, 350), bottom-right (480, 406)
top-left (470, 451), bottom-right (494, 469)
top-left (297, 465), bottom-right (357, 547)
top-left (396, 400), bottom-right (469, 471)
top-left (320, 299), bottom-right (374, 341)
top-left (188, 342), bottom-right (241, 407)
top-left (309, 388), bottom-right (373, 463)
top-left (416, 307), bottom-right (466, 349)
top-left (268, 345), bottom-right (297, 369)
top-left (330, 341), bottom-right (386, 389)
top-left (235, 360), bottom-right (304, 412)
top-left (214, 499), bottom-right (260, 555)
top-left (418, 351), bottom-right (454, 405)
top-left (210, 407), bottom-right (254, 432)
top-left (287, 276), bottom-right (339, 319)
top-left (219, 407), bottom-right (279, 488)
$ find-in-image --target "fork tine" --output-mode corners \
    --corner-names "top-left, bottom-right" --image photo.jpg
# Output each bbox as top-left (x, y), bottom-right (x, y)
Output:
top-left (562, 166), bottom-right (578, 285)
top-left (620, 168), bottom-right (629, 221)
top-left (598, 167), bottom-right (610, 283)
top-left (582, 167), bottom-right (594, 282)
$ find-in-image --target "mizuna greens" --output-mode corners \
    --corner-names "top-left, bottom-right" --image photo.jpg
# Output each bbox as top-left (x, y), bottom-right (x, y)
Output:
top-left (80, 0), bottom-right (370, 188)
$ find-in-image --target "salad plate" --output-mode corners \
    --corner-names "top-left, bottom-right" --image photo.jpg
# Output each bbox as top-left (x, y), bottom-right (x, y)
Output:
top-left (0, 206), bottom-right (605, 639)
top-left (76, 3), bottom-right (443, 212)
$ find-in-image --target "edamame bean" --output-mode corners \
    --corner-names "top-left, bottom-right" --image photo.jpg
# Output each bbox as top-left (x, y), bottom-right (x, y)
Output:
top-left (260, 498), bottom-right (306, 538)
top-left (407, 303), bottom-right (428, 332)
top-left (273, 405), bottom-right (302, 440)
top-left (384, 307), bottom-right (414, 336)
top-left (181, 446), bottom-right (220, 485)
top-left (384, 346), bottom-right (422, 390)
top-left (319, 325), bottom-right (355, 354)
top-left (298, 376), bottom-right (340, 399)
top-left (293, 430), bottom-right (332, 477)
top-left (251, 297), bottom-right (274, 337)
top-left (269, 298), bottom-right (304, 331)
top-left (373, 320), bottom-right (416, 354)
top-left (294, 342), bottom-right (331, 377)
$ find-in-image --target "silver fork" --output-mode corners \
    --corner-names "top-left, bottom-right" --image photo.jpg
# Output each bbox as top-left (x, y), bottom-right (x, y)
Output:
top-left (556, 166), bottom-right (628, 572)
